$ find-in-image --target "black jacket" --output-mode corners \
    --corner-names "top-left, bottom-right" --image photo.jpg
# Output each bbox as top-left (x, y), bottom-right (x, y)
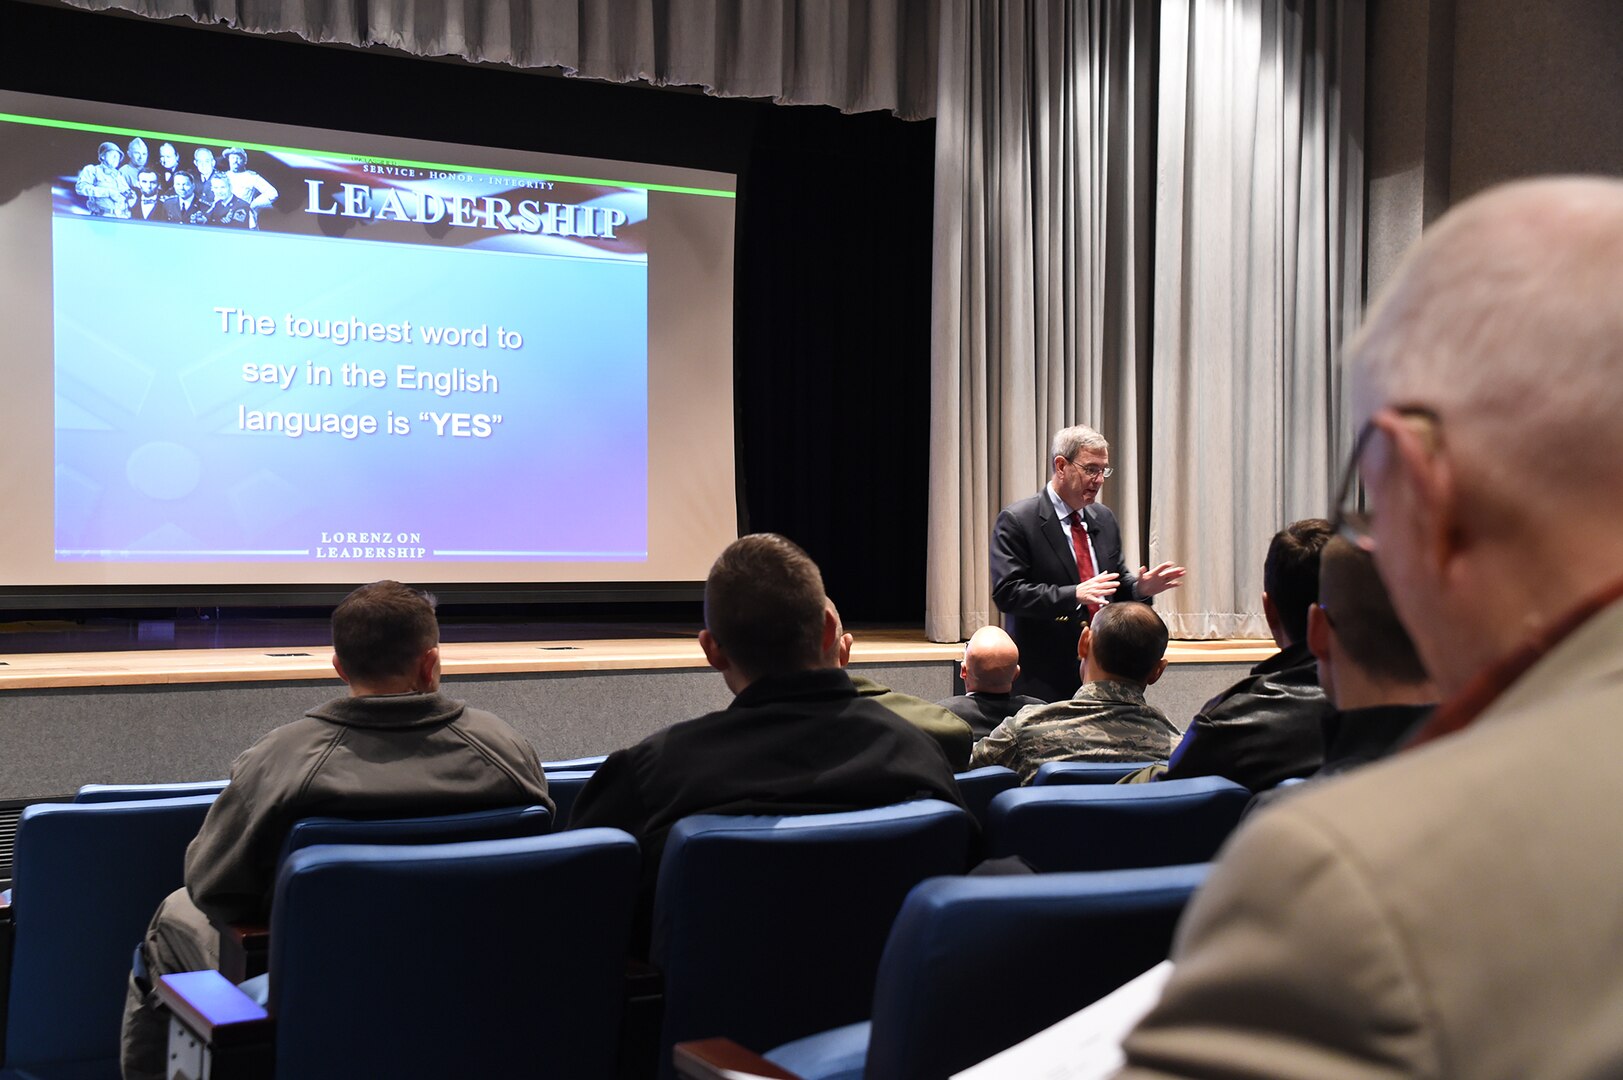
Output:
top-left (1160, 642), bottom-right (1333, 792)
top-left (569, 669), bottom-right (969, 951)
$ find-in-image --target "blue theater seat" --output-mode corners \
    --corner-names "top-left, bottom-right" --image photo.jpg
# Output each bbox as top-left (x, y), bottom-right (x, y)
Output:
top-left (159, 830), bottom-right (641, 1079)
top-left (221, 802), bottom-right (554, 982)
top-left (1030, 760), bottom-right (1163, 785)
top-left (1, 795), bottom-right (216, 1080)
top-left (74, 780), bottom-right (229, 803)
top-left (651, 801), bottom-right (974, 1080)
top-left (951, 766), bottom-right (1019, 828)
top-left (985, 776), bottom-right (1250, 871)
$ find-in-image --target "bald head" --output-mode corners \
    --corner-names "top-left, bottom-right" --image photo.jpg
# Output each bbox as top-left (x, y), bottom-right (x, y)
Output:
top-left (1348, 177), bottom-right (1623, 692)
top-left (962, 626), bottom-right (1021, 693)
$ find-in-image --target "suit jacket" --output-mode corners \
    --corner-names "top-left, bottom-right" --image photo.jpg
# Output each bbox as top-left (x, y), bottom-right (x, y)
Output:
top-left (937, 691), bottom-right (1046, 741)
top-left (568, 668), bottom-right (968, 952)
top-left (1119, 598), bottom-right (1623, 1079)
top-left (991, 492), bottom-right (1142, 702)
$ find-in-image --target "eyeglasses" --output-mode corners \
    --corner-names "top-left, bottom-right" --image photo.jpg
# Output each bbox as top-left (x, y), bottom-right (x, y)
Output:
top-left (1331, 405), bottom-right (1439, 551)
top-left (1067, 459), bottom-right (1113, 480)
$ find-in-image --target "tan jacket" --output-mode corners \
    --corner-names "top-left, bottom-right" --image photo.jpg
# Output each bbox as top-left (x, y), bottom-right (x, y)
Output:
top-left (1119, 598), bottom-right (1623, 1079)
top-left (184, 691), bottom-right (552, 924)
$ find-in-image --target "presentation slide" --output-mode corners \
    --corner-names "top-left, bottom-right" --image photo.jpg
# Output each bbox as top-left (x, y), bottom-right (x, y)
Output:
top-left (0, 91), bottom-right (739, 595)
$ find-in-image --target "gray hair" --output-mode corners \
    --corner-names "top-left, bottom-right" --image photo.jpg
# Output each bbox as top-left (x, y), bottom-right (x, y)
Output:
top-left (1350, 177), bottom-right (1623, 500)
top-left (1051, 424), bottom-right (1109, 462)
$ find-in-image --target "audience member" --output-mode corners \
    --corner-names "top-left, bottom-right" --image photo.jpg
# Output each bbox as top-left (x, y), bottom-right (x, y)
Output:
top-left (969, 603), bottom-right (1178, 783)
top-left (1119, 177), bottom-right (1623, 1077)
top-left (120, 581), bottom-right (552, 1080)
top-left (991, 423), bottom-right (1186, 701)
top-left (569, 534), bottom-right (967, 949)
top-left (833, 606), bottom-right (975, 769)
top-left (1126, 519), bottom-right (1334, 791)
top-left (1304, 536), bottom-right (1435, 777)
top-left (937, 625), bottom-right (1044, 740)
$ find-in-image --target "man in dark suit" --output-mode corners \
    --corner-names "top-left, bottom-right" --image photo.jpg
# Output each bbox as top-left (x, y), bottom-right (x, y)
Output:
top-left (936, 625), bottom-right (1044, 740)
top-left (991, 424), bottom-right (1185, 701)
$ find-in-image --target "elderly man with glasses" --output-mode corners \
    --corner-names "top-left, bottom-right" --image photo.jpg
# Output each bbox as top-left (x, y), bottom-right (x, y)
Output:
top-left (990, 424), bottom-right (1185, 702)
top-left (1115, 177), bottom-right (1623, 1078)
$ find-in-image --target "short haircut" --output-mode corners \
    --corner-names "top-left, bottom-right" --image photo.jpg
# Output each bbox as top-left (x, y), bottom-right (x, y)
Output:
top-left (1264, 519), bottom-right (1333, 645)
top-left (1051, 424), bottom-right (1109, 462)
top-left (1088, 603), bottom-right (1169, 683)
top-left (1319, 537), bottom-right (1429, 684)
top-left (331, 580), bottom-right (439, 682)
top-left (704, 534), bottom-right (827, 679)
top-left (173, 169), bottom-right (196, 186)
top-left (137, 168), bottom-right (157, 180)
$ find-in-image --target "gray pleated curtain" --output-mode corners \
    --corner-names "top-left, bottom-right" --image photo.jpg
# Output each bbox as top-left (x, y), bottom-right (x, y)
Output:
top-left (64, 0), bottom-right (1366, 641)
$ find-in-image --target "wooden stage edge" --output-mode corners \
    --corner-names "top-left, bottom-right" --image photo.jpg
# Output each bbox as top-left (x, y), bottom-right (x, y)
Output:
top-left (0, 633), bottom-right (1278, 693)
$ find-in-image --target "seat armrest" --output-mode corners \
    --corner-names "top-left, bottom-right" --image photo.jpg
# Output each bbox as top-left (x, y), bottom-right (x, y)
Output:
top-left (157, 971), bottom-right (274, 1080)
top-left (156, 970), bottom-right (273, 1045)
top-left (218, 920), bottom-right (270, 982)
top-left (674, 1038), bottom-right (803, 1080)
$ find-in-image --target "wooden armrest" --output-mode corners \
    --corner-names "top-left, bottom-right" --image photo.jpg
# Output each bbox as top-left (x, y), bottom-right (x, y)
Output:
top-left (155, 971), bottom-right (273, 1048)
top-left (674, 1038), bottom-right (803, 1080)
top-left (218, 921), bottom-right (270, 983)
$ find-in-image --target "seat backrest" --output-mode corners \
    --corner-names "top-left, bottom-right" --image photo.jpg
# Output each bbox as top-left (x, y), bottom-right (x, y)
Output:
top-left (1031, 760), bottom-right (1162, 786)
top-left (651, 800), bottom-right (973, 1080)
top-left (864, 864), bottom-right (1211, 1080)
top-left (952, 766), bottom-right (1020, 827)
top-left (4, 794), bottom-right (216, 1069)
top-left (277, 803), bottom-right (552, 866)
top-left (986, 777), bottom-right (1250, 871)
top-left (269, 829), bottom-right (639, 1080)
top-left (76, 779), bottom-right (229, 803)
top-left (542, 754), bottom-right (608, 772)
top-left (543, 770), bottom-right (595, 829)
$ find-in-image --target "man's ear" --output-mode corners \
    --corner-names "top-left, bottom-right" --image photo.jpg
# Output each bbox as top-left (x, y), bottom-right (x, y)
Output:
top-left (332, 653), bottom-right (350, 685)
top-left (416, 645), bottom-right (441, 692)
top-left (698, 628), bottom-right (730, 673)
top-left (1381, 412), bottom-right (1465, 579)
top-left (1306, 602), bottom-right (1333, 664)
top-left (837, 632), bottom-right (854, 668)
top-left (1077, 626), bottom-right (1092, 660)
top-left (817, 604), bottom-right (841, 660)
top-left (1144, 658), bottom-right (1168, 686)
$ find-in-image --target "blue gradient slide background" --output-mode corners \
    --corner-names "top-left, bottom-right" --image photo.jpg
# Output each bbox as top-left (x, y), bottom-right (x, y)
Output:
top-left (53, 216), bottom-right (647, 561)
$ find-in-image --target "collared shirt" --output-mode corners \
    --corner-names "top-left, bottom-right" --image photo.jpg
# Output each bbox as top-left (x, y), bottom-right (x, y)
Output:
top-left (969, 678), bottom-right (1180, 783)
top-left (1046, 482), bottom-right (1100, 589)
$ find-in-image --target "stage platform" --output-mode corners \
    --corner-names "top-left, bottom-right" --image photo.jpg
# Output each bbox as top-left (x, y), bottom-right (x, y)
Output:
top-left (0, 623), bottom-right (1274, 803)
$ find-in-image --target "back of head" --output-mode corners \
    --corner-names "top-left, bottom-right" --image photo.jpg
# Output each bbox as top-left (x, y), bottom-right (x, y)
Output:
top-left (963, 625), bottom-right (1021, 692)
top-left (331, 580), bottom-right (439, 683)
top-left (1319, 537), bottom-right (1428, 685)
top-left (1089, 603), bottom-right (1169, 684)
top-left (704, 534), bottom-right (828, 681)
top-left (1265, 519), bottom-right (1333, 645)
top-left (1353, 177), bottom-right (1623, 528)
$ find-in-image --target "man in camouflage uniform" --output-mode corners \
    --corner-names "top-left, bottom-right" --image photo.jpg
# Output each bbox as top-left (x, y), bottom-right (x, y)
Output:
top-left (75, 141), bottom-right (134, 217)
top-left (969, 601), bottom-right (1177, 783)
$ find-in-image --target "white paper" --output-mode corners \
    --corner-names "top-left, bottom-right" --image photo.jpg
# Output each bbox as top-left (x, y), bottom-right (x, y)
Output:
top-left (951, 961), bottom-right (1174, 1080)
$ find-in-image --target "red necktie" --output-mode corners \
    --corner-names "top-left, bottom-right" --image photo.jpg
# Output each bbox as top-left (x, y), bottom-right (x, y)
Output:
top-left (1068, 510), bottom-right (1099, 615)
